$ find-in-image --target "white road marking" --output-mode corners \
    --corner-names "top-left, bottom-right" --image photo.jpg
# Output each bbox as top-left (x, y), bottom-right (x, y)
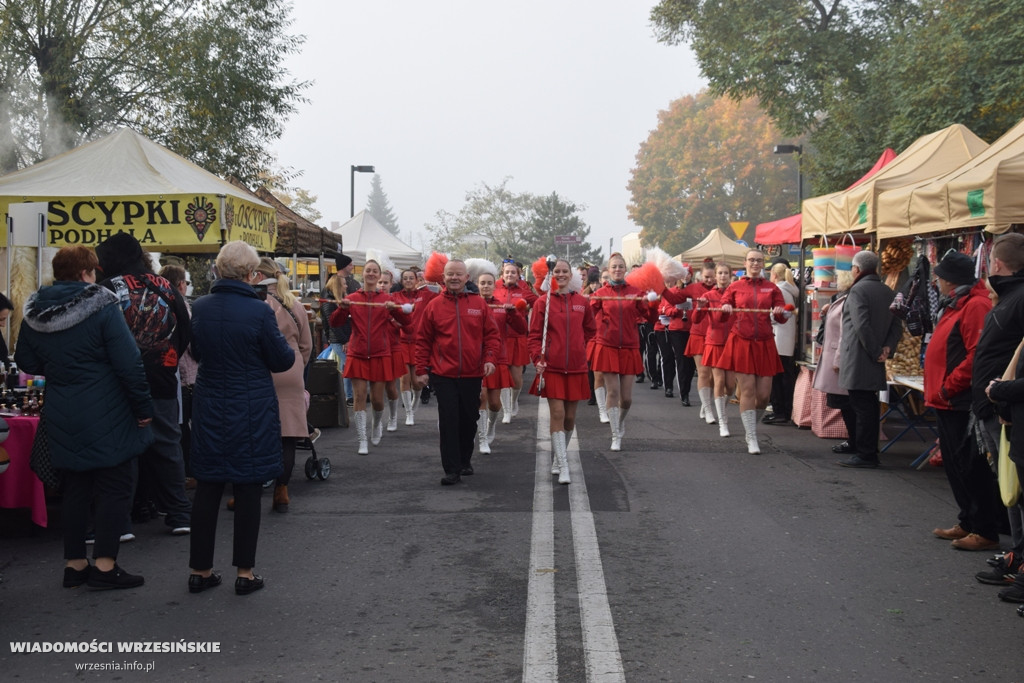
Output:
top-left (523, 403), bottom-right (624, 682)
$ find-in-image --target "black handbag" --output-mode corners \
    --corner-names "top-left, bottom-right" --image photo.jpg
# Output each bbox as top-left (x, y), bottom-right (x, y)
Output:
top-left (29, 411), bottom-right (62, 490)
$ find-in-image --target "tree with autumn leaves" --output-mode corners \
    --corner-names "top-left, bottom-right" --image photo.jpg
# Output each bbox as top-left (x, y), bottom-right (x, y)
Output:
top-left (627, 92), bottom-right (798, 254)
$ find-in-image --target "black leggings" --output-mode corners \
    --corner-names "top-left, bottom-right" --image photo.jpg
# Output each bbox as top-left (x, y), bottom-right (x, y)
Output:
top-left (189, 481), bottom-right (262, 570)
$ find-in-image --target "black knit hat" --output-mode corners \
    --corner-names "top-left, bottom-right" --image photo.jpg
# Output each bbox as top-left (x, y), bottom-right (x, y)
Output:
top-left (95, 232), bottom-right (145, 276)
top-left (335, 253), bottom-right (353, 270)
top-left (934, 251), bottom-right (975, 286)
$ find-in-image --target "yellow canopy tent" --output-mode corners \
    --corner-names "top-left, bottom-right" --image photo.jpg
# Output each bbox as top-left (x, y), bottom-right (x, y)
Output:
top-left (877, 116), bottom-right (1024, 238)
top-left (801, 124), bottom-right (987, 238)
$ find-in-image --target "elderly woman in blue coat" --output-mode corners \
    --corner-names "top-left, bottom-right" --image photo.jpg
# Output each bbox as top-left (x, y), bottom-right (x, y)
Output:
top-left (16, 245), bottom-right (154, 590)
top-left (187, 241), bottom-right (294, 596)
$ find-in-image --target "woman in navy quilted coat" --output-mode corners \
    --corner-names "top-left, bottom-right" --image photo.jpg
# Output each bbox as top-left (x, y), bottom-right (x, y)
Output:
top-left (16, 245), bottom-right (154, 590)
top-left (187, 241), bottom-right (294, 596)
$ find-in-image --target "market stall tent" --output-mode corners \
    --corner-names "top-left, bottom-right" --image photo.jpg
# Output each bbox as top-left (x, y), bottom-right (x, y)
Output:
top-left (801, 124), bottom-right (987, 238)
top-left (877, 116), bottom-right (1024, 238)
top-left (754, 148), bottom-right (897, 245)
top-left (0, 128), bottom-right (276, 253)
top-left (329, 211), bottom-right (423, 269)
top-left (676, 228), bottom-right (750, 270)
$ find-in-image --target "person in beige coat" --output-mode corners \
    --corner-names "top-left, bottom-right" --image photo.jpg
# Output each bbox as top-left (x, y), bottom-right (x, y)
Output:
top-left (255, 258), bottom-right (313, 512)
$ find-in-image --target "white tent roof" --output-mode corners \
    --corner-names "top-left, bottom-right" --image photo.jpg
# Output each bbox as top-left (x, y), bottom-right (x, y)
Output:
top-left (329, 211), bottom-right (423, 269)
top-left (0, 127), bottom-right (270, 206)
top-left (675, 228), bottom-right (750, 270)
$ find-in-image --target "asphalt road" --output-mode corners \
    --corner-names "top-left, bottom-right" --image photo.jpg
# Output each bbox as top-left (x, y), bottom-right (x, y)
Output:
top-left (1, 375), bottom-right (1020, 682)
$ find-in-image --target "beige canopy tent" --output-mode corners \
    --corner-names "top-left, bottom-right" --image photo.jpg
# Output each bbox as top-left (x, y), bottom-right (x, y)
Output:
top-left (877, 117), bottom-right (1024, 238)
top-left (329, 211), bottom-right (423, 270)
top-left (801, 124), bottom-right (988, 238)
top-left (676, 228), bottom-right (750, 270)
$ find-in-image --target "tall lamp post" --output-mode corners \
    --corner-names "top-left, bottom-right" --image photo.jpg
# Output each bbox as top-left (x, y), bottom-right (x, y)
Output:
top-left (773, 143), bottom-right (805, 357)
top-left (350, 165), bottom-right (375, 217)
top-left (773, 144), bottom-right (803, 211)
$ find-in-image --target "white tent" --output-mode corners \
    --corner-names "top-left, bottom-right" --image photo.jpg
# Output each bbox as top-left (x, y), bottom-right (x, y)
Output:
top-left (676, 228), bottom-right (750, 270)
top-left (329, 211), bottom-right (423, 269)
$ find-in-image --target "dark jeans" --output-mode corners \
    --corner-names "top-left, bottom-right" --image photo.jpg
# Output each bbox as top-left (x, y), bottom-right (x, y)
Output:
top-left (430, 374), bottom-right (483, 474)
top-left (63, 459), bottom-right (135, 561)
top-left (655, 330), bottom-right (675, 391)
top-left (137, 397), bottom-right (192, 528)
top-left (770, 355), bottom-right (798, 419)
top-left (278, 437), bottom-right (296, 487)
top-left (189, 481), bottom-right (262, 570)
top-left (668, 330), bottom-right (695, 398)
top-left (180, 384), bottom-right (193, 477)
top-left (935, 409), bottom-right (1005, 541)
top-left (645, 328), bottom-right (661, 384)
top-left (847, 389), bottom-right (881, 460)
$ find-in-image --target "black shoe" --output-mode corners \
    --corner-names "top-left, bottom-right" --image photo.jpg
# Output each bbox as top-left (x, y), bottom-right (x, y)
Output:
top-left (460, 466), bottom-right (474, 476)
top-left (681, 396), bottom-right (691, 406)
top-left (346, 397), bottom-right (354, 407)
top-left (189, 571), bottom-right (223, 594)
top-left (587, 396), bottom-right (597, 406)
top-left (832, 441), bottom-right (855, 454)
top-left (63, 565), bottom-right (91, 588)
top-left (421, 394), bottom-right (431, 406)
top-left (761, 411), bottom-right (775, 424)
top-left (440, 473), bottom-right (461, 486)
top-left (764, 414), bottom-right (790, 425)
top-left (87, 564), bottom-right (145, 590)
top-left (636, 375), bottom-right (645, 384)
top-left (664, 389), bottom-right (674, 398)
top-left (977, 552), bottom-right (1023, 585)
top-left (998, 579), bottom-right (1024, 603)
top-left (837, 455), bottom-right (879, 469)
top-left (235, 575), bottom-right (264, 595)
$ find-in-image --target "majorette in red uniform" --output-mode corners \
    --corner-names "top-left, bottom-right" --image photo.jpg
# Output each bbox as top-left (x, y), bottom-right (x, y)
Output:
top-left (717, 251), bottom-right (788, 454)
top-left (681, 268), bottom-right (717, 422)
top-left (654, 280), bottom-right (699, 403)
top-left (329, 262), bottom-right (411, 454)
top-left (392, 271), bottom-right (437, 425)
top-left (692, 267), bottom-right (737, 437)
top-left (494, 262), bottom-right (538, 421)
top-left (377, 273), bottom-right (408, 434)
top-left (528, 259), bottom-right (596, 484)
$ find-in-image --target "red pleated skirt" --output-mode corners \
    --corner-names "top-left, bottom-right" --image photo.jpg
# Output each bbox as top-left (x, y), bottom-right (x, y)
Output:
top-left (390, 350), bottom-right (406, 379)
top-left (702, 343), bottom-right (728, 370)
top-left (684, 333), bottom-right (704, 357)
top-left (344, 355), bottom-right (398, 382)
top-left (506, 336), bottom-right (529, 366)
top-left (401, 341), bottom-right (416, 367)
top-left (529, 370), bottom-right (590, 401)
top-left (587, 343), bottom-right (643, 375)
top-left (482, 364), bottom-right (513, 390)
top-left (719, 335), bottom-right (783, 376)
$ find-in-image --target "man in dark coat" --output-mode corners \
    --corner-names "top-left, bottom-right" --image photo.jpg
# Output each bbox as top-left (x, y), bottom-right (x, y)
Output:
top-left (837, 250), bottom-right (904, 468)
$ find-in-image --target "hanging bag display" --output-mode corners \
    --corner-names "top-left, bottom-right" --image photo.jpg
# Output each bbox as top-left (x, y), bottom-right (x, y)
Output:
top-left (834, 233), bottom-right (859, 272)
top-left (811, 235), bottom-right (836, 288)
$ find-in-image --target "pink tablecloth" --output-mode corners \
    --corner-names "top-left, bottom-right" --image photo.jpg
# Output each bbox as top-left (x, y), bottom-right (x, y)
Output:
top-left (0, 415), bottom-right (46, 527)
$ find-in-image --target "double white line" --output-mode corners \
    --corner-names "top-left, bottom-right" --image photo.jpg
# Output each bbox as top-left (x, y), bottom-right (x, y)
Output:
top-left (523, 402), bottom-right (625, 682)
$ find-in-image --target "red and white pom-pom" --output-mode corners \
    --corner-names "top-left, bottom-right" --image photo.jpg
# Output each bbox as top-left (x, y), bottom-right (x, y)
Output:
top-left (626, 261), bottom-right (665, 295)
top-left (400, 303), bottom-right (414, 314)
top-left (530, 255), bottom-right (550, 284)
top-left (514, 298), bottom-right (529, 312)
top-left (645, 246), bottom-right (688, 285)
top-left (646, 290), bottom-right (659, 301)
top-left (782, 303), bottom-right (796, 319)
top-left (424, 252), bottom-right (449, 284)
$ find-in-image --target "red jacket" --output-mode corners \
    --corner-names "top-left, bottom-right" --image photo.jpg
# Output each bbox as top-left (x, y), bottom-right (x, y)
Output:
top-left (656, 286), bottom-right (693, 332)
top-left (924, 279), bottom-right (991, 410)
top-left (328, 290), bottom-right (411, 359)
top-left (483, 296), bottom-right (527, 365)
top-left (494, 279), bottom-right (537, 339)
top-left (393, 287), bottom-right (437, 343)
top-left (414, 289), bottom-right (501, 378)
top-left (682, 281), bottom-right (714, 337)
top-left (720, 277), bottom-right (786, 341)
top-left (590, 282), bottom-right (656, 349)
top-left (528, 292), bottom-right (596, 373)
top-left (692, 286), bottom-right (733, 345)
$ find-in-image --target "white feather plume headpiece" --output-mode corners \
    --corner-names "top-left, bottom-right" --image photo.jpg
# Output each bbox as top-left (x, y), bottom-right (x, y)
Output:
top-left (364, 248), bottom-right (398, 281)
top-left (464, 258), bottom-right (498, 284)
top-left (646, 246), bottom-right (689, 285)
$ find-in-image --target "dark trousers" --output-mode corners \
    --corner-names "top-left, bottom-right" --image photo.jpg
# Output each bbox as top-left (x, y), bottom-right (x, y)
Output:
top-left (637, 323), bottom-right (651, 379)
top-left (63, 459), bottom-right (135, 561)
top-left (189, 481), bottom-right (262, 570)
top-left (137, 397), bottom-right (192, 528)
top-left (667, 330), bottom-right (696, 397)
top-left (936, 409), bottom-right (1004, 541)
top-left (655, 330), bottom-right (675, 391)
top-left (770, 355), bottom-right (798, 419)
top-left (430, 374), bottom-right (483, 474)
top-left (847, 389), bottom-right (881, 460)
top-left (828, 393), bottom-right (857, 450)
top-left (180, 384), bottom-right (193, 477)
top-left (278, 437), bottom-right (296, 486)
top-left (645, 328), bottom-right (660, 384)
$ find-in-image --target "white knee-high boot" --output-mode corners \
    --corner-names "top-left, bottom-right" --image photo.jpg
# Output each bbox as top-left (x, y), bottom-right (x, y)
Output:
top-left (402, 390), bottom-right (415, 426)
top-left (595, 386), bottom-right (609, 423)
top-left (477, 409), bottom-right (491, 454)
top-left (608, 407), bottom-right (622, 451)
top-left (699, 387), bottom-right (715, 424)
top-left (618, 406), bottom-right (629, 439)
top-left (715, 396), bottom-right (730, 437)
top-left (512, 387), bottom-right (522, 417)
top-left (741, 409), bottom-right (760, 454)
top-left (500, 387), bottom-right (513, 424)
top-left (387, 398), bottom-right (399, 431)
top-left (354, 410), bottom-right (369, 455)
top-left (552, 430), bottom-right (570, 484)
top-left (371, 409), bottom-right (384, 446)
top-left (486, 409), bottom-right (500, 444)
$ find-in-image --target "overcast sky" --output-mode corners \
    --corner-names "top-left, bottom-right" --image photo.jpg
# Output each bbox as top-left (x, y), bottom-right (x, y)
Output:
top-left (271, 1), bottom-right (706, 260)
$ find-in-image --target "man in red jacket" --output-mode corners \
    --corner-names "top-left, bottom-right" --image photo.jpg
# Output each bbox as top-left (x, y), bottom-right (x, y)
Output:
top-left (415, 260), bottom-right (501, 485)
top-left (924, 251), bottom-right (1002, 551)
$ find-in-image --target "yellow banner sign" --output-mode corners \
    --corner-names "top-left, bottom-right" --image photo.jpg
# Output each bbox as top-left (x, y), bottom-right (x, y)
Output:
top-left (729, 221), bottom-right (749, 240)
top-left (0, 194), bottom-right (277, 251)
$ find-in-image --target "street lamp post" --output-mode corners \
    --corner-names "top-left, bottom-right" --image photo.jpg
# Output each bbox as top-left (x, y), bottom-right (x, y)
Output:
top-left (350, 165), bottom-right (375, 217)
top-left (773, 143), bottom-right (805, 358)
top-left (773, 144), bottom-right (803, 212)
